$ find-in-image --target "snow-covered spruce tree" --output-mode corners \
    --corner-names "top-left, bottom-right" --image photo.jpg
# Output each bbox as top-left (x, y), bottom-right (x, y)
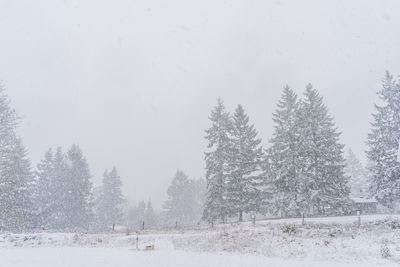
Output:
top-left (144, 200), bottom-right (158, 228)
top-left (34, 148), bottom-right (57, 229)
top-left (162, 171), bottom-right (203, 226)
top-left (367, 72), bottom-right (400, 211)
top-left (0, 87), bottom-right (34, 232)
top-left (227, 105), bottom-right (264, 221)
top-left (35, 145), bottom-right (93, 230)
top-left (50, 147), bottom-right (70, 229)
top-left (203, 99), bottom-right (233, 223)
top-left (297, 84), bottom-right (350, 215)
top-left (268, 86), bottom-right (302, 217)
top-left (61, 145), bottom-right (93, 230)
top-left (0, 137), bottom-right (34, 231)
top-left (0, 88), bottom-right (17, 142)
top-left (95, 167), bottom-right (124, 230)
top-left (163, 170), bottom-right (194, 226)
top-left (344, 148), bottom-right (370, 198)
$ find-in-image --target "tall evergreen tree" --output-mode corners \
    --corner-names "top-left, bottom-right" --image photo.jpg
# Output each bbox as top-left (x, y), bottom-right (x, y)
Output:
top-left (162, 171), bottom-right (205, 226)
top-left (95, 167), bottom-right (124, 230)
top-left (34, 149), bottom-right (56, 228)
top-left (298, 84), bottom-right (350, 215)
top-left (203, 99), bottom-right (233, 222)
top-left (227, 105), bottom-right (264, 221)
top-left (268, 86), bottom-right (302, 217)
top-left (0, 87), bottom-right (34, 231)
top-left (163, 171), bottom-right (195, 225)
top-left (37, 145), bottom-right (93, 230)
top-left (0, 87), bottom-right (17, 142)
top-left (144, 200), bottom-right (158, 228)
top-left (367, 72), bottom-right (400, 210)
top-left (0, 137), bottom-right (33, 231)
top-left (51, 147), bottom-right (69, 229)
top-left (65, 144), bottom-right (93, 229)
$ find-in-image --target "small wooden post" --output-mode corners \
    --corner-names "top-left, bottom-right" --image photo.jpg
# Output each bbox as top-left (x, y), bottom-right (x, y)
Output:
top-left (142, 221), bottom-right (145, 230)
top-left (136, 232), bottom-right (139, 250)
top-left (302, 212), bottom-right (305, 226)
top-left (175, 220), bottom-right (178, 229)
top-left (112, 223), bottom-right (115, 232)
top-left (211, 219), bottom-right (214, 229)
top-left (357, 210), bottom-right (361, 227)
top-left (251, 215), bottom-right (256, 226)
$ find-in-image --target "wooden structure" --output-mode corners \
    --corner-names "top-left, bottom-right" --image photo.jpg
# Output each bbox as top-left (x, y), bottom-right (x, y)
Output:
top-left (351, 197), bottom-right (378, 214)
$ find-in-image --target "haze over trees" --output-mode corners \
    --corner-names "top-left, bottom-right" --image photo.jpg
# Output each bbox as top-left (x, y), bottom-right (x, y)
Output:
top-left (0, 72), bottom-right (399, 232)
top-left (127, 199), bottom-right (158, 230)
top-left (162, 170), bottom-right (205, 226)
top-left (344, 149), bottom-right (370, 198)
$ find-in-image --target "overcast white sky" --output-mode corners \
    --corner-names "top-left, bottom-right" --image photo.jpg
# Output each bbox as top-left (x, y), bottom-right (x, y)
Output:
top-left (0, 0), bottom-right (399, 209)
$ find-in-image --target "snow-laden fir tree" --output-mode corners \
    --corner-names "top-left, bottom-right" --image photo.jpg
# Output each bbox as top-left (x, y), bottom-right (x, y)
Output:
top-left (227, 105), bottom-right (264, 221)
top-left (0, 87), bottom-right (34, 232)
top-left (0, 88), bottom-right (17, 141)
top-left (367, 72), bottom-right (400, 211)
top-left (95, 167), bottom-right (124, 230)
top-left (36, 145), bottom-right (93, 230)
top-left (203, 99), bottom-right (233, 222)
top-left (162, 171), bottom-right (205, 226)
top-left (144, 200), bottom-right (158, 228)
top-left (34, 149), bottom-right (56, 228)
top-left (51, 147), bottom-right (70, 229)
top-left (298, 84), bottom-right (350, 215)
top-left (268, 86), bottom-right (302, 217)
top-left (163, 171), bottom-right (196, 226)
top-left (344, 148), bottom-right (370, 197)
top-left (65, 144), bottom-right (93, 229)
top-left (0, 137), bottom-right (33, 231)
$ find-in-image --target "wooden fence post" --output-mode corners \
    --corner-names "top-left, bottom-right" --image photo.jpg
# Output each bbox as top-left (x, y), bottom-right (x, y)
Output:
top-left (136, 232), bottom-right (139, 250)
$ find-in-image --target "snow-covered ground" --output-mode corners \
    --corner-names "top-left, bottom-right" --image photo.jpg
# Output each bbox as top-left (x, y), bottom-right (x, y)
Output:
top-left (258, 213), bottom-right (400, 224)
top-left (0, 214), bottom-right (399, 267)
top-left (0, 248), bottom-right (393, 267)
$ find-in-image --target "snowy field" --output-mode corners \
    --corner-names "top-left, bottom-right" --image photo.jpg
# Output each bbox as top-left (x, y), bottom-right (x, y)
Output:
top-left (0, 248), bottom-right (393, 267)
top-left (1, 214), bottom-right (400, 267)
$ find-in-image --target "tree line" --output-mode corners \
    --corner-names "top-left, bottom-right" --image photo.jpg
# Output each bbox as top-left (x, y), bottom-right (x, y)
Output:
top-left (0, 86), bottom-right (205, 231)
top-left (203, 72), bottom-right (400, 222)
top-left (0, 71), bottom-right (399, 232)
